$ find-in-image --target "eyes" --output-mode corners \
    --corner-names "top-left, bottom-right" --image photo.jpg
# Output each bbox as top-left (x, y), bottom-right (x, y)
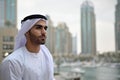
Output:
top-left (34, 24), bottom-right (48, 30)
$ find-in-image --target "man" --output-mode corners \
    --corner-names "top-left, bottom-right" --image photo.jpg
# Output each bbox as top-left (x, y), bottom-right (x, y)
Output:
top-left (0, 14), bottom-right (54, 80)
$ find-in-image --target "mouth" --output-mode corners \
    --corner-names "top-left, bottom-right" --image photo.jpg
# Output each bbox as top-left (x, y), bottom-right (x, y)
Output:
top-left (39, 36), bottom-right (46, 40)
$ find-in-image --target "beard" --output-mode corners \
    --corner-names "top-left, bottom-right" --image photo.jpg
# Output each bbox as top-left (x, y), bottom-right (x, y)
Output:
top-left (28, 31), bottom-right (46, 45)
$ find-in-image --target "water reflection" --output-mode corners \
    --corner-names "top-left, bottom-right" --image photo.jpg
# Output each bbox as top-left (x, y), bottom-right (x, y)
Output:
top-left (82, 67), bottom-right (120, 80)
top-left (54, 61), bottom-right (120, 80)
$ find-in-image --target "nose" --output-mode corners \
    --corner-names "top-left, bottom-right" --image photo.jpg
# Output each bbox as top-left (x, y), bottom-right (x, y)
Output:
top-left (41, 28), bottom-right (46, 34)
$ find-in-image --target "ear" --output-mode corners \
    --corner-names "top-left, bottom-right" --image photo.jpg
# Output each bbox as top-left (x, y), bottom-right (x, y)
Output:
top-left (25, 31), bottom-right (29, 37)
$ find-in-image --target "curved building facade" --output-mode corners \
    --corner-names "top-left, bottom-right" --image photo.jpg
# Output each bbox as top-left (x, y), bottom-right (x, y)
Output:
top-left (81, 0), bottom-right (96, 55)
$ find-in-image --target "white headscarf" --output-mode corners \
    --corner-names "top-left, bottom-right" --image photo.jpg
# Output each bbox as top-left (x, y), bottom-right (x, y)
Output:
top-left (14, 18), bottom-right (46, 50)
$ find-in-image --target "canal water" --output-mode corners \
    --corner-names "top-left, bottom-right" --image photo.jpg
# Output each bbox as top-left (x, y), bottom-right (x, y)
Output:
top-left (82, 67), bottom-right (120, 80)
top-left (58, 66), bottom-right (120, 80)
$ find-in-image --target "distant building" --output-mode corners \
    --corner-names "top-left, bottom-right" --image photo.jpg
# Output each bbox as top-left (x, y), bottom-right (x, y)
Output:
top-left (0, 0), bottom-right (17, 27)
top-left (0, 27), bottom-right (18, 62)
top-left (44, 15), bottom-right (73, 56)
top-left (46, 15), bottom-right (55, 54)
top-left (115, 0), bottom-right (120, 52)
top-left (80, 0), bottom-right (96, 55)
top-left (55, 22), bottom-right (72, 55)
top-left (0, 0), bottom-right (18, 62)
top-left (72, 35), bottom-right (77, 55)
top-left (67, 31), bottom-right (72, 55)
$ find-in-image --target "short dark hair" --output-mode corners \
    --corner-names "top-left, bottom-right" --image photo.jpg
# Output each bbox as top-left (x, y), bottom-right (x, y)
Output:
top-left (21, 14), bottom-right (47, 23)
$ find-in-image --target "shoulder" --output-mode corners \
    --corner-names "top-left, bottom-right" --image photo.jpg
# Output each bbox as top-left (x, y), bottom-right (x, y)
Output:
top-left (41, 45), bottom-right (53, 60)
top-left (0, 47), bottom-right (25, 80)
top-left (41, 45), bottom-right (51, 56)
top-left (41, 45), bottom-right (49, 51)
top-left (2, 47), bottom-right (25, 66)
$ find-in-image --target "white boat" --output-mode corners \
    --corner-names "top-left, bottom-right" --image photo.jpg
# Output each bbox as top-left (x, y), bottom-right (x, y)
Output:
top-left (60, 72), bottom-right (81, 80)
top-left (71, 68), bottom-right (85, 75)
top-left (60, 68), bottom-right (85, 80)
top-left (54, 69), bottom-right (85, 80)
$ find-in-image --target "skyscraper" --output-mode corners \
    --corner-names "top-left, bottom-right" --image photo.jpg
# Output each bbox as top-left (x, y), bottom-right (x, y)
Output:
top-left (55, 22), bottom-right (72, 55)
top-left (81, 0), bottom-right (96, 55)
top-left (0, 0), bottom-right (18, 62)
top-left (0, 0), bottom-right (17, 27)
top-left (72, 35), bottom-right (77, 54)
top-left (115, 0), bottom-right (120, 52)
top-left (46, 15), bottom-right (55, 54)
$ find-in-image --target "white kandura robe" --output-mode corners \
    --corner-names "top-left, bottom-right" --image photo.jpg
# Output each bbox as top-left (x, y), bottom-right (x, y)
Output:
top-left (0, 45), bottom-right (54, 80)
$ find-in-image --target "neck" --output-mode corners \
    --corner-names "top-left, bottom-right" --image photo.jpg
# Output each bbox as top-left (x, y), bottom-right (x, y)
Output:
top-left (25, 42), bottom-right (40, 53)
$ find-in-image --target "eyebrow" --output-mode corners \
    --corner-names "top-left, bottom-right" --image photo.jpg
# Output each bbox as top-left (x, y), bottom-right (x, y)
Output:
top-left (34, 24), bottom-right (47, 27)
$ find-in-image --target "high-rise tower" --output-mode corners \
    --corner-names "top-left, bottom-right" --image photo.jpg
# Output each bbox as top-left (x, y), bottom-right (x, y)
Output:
top-left (0, 0), bottom-right (17, 27)
top-left (115, 0), bottom-right (120, 52)
top-left (81, 0), bottom-right (96, 55)
top-left (0, 0), bottom-right (18, 62)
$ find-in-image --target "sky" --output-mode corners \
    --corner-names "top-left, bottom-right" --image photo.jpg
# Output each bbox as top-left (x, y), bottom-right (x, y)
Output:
top-left (18, 0), bottom-right (117, 53)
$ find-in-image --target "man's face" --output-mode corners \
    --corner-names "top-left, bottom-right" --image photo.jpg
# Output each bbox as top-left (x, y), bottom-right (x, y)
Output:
top-left (26, 20), bottom-right (48, 45)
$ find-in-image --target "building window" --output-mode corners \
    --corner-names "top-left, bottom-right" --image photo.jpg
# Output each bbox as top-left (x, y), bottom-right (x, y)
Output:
top-left (3, 44), bottom-right (14, 50)
top-left (3, 36), bottom-right (14, 42)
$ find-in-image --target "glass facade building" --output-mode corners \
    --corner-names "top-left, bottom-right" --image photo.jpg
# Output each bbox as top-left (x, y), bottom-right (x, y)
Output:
top-left (0, 0), bottom-right (17, 27)
top-left (81, 1), bottom-right (96, 55)
top-left (0, 0), bottom-right (18, 62)
top-left (115, 0), bottom-right (120, 52)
